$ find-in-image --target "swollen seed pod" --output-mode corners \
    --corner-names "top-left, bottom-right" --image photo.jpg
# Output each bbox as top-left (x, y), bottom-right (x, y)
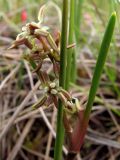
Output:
top-left (32, 95), bottom-right (47, 109)
top-left (60, 88), bottom-right (72, 101)
top-left (57, 92), bottom-right (67, 106)
top-left (8, 38), bottom-right (27, 49)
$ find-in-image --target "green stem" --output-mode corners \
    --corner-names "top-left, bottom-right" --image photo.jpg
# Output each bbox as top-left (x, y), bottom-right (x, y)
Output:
top-left (54, 0), bottom-right (69, 160)
top-left (65, 0), bottom-right (75, 90)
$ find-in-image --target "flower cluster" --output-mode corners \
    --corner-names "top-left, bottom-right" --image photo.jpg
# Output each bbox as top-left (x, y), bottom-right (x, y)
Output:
top-left (9, 5), bottom-right (81, 115)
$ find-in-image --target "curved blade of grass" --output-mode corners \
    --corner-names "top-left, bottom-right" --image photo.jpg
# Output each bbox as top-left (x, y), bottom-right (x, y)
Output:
top-left (70, 12), bottom-right (116, 153)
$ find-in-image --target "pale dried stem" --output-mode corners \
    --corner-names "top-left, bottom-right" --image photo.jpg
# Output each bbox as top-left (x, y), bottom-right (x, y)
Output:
top-left (0, 81), bottom-right (40, 141)
top-left (45, 107), bottom-right (56, 160)
top-left (0, 64), bottom-right (20, 90)
top-left (7, 119), bottom-right (34, 160)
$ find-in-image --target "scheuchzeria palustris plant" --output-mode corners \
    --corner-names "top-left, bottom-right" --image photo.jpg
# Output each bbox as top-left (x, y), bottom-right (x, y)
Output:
top-left (9, 3), bottom-right (81, 147)
top-left (9, 4), bottom-right (116, 160)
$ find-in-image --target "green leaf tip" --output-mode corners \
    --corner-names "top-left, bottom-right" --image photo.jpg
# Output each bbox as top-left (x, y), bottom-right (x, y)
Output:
top-left (112, 11), bottom-right (116, 17)
top-left (111, 11), bottom-right (116, 24)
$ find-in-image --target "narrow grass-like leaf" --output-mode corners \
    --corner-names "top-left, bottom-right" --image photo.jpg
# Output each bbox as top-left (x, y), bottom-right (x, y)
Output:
top-left (84, 12), bottom-right (116, 118)
top-left (69, 12), bottom-right (116, 153)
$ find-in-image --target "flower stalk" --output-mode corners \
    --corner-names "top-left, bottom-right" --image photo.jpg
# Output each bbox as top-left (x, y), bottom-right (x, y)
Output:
top-left (65, 0), bottom-right (75, 90)
top-left (54, 0), bottom-right (69, 160)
